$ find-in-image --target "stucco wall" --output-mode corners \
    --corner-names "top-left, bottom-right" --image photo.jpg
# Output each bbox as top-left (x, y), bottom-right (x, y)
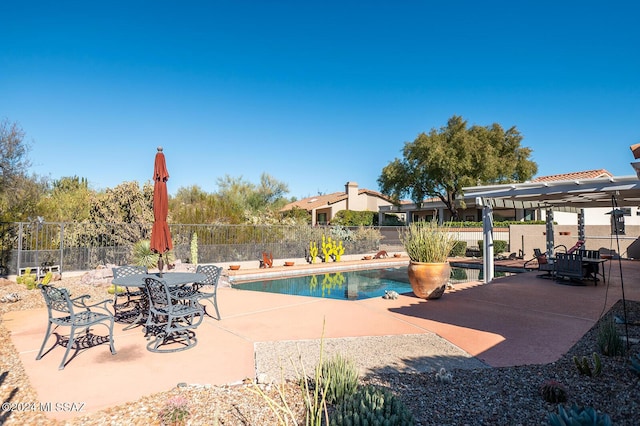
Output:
top-left (509, 224), bottom-right (640, 259)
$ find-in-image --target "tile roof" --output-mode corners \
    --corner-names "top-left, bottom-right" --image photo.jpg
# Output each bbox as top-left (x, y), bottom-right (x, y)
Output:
top-left (282, 188), bottom-right (392, 211)
top-left (531, 169), bottom-right (612, 183)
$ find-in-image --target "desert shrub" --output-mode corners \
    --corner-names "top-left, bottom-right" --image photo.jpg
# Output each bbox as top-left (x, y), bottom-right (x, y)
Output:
top-left (477, 240), bottom-right (508, 255)
top-left (449, 240), bottom-right (467, 257)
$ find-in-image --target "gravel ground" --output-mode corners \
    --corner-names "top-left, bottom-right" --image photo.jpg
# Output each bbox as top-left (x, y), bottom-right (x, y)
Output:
top-left (1, 275), bottom-right (639, 425)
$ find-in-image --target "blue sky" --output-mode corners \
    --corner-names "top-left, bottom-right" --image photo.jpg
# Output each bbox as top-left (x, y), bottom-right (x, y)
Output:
top-left (2, 1), bottom-right (638, 199)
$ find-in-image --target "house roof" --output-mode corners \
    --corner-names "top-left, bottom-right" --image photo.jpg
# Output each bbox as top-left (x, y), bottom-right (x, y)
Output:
top-left (531, 169), bottom-right (613, 183)
top-left (282, 188), bottom-right (391, 212)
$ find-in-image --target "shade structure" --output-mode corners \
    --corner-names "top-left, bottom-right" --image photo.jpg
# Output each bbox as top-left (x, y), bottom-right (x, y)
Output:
top-left (150, 147), bottom-right (173, 262)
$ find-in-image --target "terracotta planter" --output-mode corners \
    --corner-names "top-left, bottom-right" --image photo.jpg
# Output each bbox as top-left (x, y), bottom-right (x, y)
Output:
top-left (284, 261), bottom-right (295, 267)
top-left (363, 256), bottom-right (372, 260)
top-left (407, 261), bottom-right (451, 300)
top-left (229, 265), bottom-right (241, 270)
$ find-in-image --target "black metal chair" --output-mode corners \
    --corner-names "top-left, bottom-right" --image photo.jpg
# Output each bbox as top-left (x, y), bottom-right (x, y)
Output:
top-left (36, 284), bottom-right (116, 370)
top-left (191, 264), bottom-right (223, 320)
top-left (112, 265), bottom-right (147, 327)
top-left (143, 277), bottom-right (204, 353)
top-left (524, 249), bottom-right (556, 278)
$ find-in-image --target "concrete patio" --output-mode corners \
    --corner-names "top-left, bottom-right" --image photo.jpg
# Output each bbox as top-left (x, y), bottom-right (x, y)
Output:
top-left (4, 258), bottom-right (640, 421)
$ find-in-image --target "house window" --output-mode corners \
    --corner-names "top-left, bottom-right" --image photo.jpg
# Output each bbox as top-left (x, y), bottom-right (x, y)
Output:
top-left (317, 213), bottom-right (327, 225)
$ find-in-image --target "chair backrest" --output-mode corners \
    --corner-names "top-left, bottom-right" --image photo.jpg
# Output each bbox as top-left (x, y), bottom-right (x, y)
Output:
top-left (39, 284), bottom-right (74, 315)
top-left (533, 248), bottom-right (548, 264)
top-left (579, 249), bottom-right (600, 259)
top-left (566, 240), bottom-right (585, 254)
top-left (144, 277), bottom-right (172, 308)
top-left (195, 264), bottom-right (222, 287)
top-left (113, 265), bottom-right (148, 279)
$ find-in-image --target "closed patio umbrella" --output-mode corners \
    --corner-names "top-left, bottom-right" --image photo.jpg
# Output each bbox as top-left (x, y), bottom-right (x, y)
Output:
top-left (150, 146), bottom-right (173, 276)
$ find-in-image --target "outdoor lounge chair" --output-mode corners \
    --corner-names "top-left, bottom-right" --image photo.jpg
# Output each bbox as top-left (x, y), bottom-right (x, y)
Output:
top-left (143, 277), bottom-right (204, 353)
top-left (36, 284), bottom-right (116, 370)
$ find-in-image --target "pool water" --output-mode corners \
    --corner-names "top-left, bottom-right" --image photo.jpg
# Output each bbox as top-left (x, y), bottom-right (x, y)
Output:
top-left (232, 266), bottom-right (485, 300)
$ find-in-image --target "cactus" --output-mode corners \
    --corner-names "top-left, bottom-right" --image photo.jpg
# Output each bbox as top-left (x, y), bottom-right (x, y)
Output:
top-left (40, 271), bottom-right (53, 285)
top-left (319, 353), bottom-right (359, 405)
top-left (332, 240), bottom-right (345, 262)
top-left (329, 385), bottom-right (415, 426)
top-left (309, 241), bottom-right (319, 264)
top-left (16, 268), bottom-right (38, 290)
top-left (435, 367), bottom-right (452, 383)
top-left (597, 317), bottom-right (625, 357)
top-left (539, 379), bottom-right (567, 403)
top-left (573, 352), bottom-right (602, 377)
top-left (547, 404), bottom-right (612, 426)
top-left (321, 235), bottom-right (331, 262)
top-left (190, 232), bottom-right (198, 265)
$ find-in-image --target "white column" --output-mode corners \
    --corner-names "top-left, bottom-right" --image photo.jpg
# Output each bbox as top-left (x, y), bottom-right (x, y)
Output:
top-left (479, 198), bottom-right (494, 283)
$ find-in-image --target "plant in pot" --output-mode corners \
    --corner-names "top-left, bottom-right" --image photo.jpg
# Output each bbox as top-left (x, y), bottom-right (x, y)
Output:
top-left (399, 220), bottom-right (456, 299)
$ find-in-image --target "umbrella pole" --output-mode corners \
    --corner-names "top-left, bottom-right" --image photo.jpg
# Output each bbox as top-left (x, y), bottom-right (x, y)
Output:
top-left (158, 254), bottom-right (164, 277)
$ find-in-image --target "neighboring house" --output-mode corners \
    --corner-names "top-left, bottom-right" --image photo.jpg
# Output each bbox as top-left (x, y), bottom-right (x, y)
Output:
top-left (282, 182), bottom-right (396, 226)
top-left (378, 169), bottom-right (640, 228)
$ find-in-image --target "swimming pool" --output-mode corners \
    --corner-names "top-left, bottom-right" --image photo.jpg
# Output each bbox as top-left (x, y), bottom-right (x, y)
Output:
top-left (232, 266), bottom-right (485, 300)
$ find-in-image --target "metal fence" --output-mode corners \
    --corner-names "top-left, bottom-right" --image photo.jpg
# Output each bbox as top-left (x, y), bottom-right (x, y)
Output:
top-left (0, 222), bottom-right (384, 276)
top-left (0, 222), bottom-right (509, 277)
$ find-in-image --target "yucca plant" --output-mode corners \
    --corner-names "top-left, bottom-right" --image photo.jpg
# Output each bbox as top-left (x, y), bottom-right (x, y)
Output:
top-left (399, 220), bottom-right (456, 264)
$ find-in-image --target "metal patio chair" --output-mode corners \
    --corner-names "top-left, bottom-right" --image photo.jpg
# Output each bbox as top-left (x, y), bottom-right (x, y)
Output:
top-left (524, 248), bottom-right (556, 278)
top-left (36, 284), bottom-right (116, 370)
top-left (143, 277), bottom-right (204, 353)
top-left (191, 264), bottom-right (223, 320)
top-left (112, 265), bottom-right (147, 326)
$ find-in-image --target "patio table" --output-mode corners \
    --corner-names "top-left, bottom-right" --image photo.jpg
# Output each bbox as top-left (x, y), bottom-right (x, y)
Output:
top-left (112, 272), bottom-right (206, 330)
top-left (549, 256), bottom-right (607, 284)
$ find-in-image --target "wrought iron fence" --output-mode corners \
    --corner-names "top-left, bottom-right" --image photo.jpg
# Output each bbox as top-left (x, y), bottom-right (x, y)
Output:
top-left (0, 222), bottom-right (384, 276)
top-left (0, 221), bottom-right (510, 277)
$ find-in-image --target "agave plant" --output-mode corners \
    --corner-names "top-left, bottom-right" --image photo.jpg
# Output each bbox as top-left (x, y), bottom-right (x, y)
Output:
top-left (132, 240), bottom-right (174, 269)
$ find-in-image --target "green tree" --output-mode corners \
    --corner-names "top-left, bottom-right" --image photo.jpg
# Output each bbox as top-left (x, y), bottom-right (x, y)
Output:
top-left (0, 119), bottom-right (46, 221)
top-left (378, 115), bottom-right (537, 220)
top-left (170, 185), bottom-right (225, 224)
top-left (37, 176), bottom-right (92, 222)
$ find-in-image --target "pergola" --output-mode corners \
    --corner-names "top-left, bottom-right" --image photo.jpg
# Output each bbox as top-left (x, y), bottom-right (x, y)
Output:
top-left (462, 174), bottom-right (640, 283)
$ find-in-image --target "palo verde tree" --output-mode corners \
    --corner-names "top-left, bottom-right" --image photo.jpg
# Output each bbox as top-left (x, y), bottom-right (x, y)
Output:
top-left (378, 115), bottom-right (537, 220)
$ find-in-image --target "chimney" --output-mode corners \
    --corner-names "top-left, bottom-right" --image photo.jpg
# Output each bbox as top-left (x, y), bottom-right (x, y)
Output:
top-left (345, 181), bottom-right (358, 210)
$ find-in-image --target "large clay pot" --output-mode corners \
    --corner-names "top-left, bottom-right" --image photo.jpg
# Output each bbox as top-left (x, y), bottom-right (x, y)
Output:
top-left (407, 261), bottom-right (451, 299)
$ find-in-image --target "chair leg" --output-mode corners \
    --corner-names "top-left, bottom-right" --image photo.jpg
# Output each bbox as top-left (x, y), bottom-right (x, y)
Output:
top-left (212, 294), bottom-right (221, 320)
top-left (59, 326), bottom-right (77, 370)
top-left (108, 319), bottom-right (117, 355)
top-left (36, 321), bottom-right (54, 360)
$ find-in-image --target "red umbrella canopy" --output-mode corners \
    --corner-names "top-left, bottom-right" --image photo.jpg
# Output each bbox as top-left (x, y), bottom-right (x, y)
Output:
top-left (150, 147), bottom-right (173, 254)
